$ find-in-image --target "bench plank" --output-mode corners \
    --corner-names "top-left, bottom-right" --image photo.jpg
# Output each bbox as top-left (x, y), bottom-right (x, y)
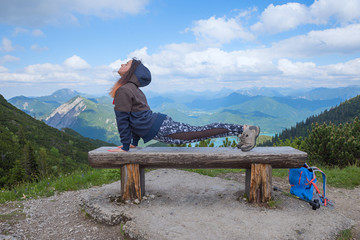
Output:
top-left (88, 146), bottom-right (307, 169)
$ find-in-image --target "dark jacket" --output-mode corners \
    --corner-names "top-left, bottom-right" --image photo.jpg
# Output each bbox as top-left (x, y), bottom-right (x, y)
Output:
top-left (113, 63), bottom-right (166, 151)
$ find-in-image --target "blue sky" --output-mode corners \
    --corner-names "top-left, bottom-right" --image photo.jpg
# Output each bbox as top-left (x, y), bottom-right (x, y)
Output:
top-left (1, 0), bottom-right (360, 99)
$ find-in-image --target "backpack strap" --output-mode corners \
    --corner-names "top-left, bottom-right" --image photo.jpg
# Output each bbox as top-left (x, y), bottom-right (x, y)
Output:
top-left (309, 167), bottom-right (329, 206)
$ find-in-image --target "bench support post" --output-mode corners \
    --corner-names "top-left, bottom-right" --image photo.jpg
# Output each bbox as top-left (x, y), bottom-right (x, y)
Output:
top-left (248, 163), bottom-right (272, 203)
top-left (121, 164), bottom-right (142, 201)
top-left (140, 167), bottom-right (145, 197)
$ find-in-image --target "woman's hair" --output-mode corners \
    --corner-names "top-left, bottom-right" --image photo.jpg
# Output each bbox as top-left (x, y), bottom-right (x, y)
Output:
top-left (109, 58), bottom-right (141, 98)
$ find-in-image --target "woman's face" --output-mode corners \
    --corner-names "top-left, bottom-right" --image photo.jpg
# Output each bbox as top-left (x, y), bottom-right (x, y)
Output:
top-left (118, 60), bottom-right (133, 76)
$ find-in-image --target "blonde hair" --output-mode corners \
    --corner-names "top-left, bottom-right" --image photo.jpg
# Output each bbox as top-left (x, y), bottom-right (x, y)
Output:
top-left (109, 58), bottom-right (141, 98)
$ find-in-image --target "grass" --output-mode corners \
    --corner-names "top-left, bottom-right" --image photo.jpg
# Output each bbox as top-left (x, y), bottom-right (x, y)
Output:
top-left (185, 165), bottom-right (360, 189)
top-left (0, 169), bottom-right (121, 203)
top-left (336, 228), bottom-right (353, 240)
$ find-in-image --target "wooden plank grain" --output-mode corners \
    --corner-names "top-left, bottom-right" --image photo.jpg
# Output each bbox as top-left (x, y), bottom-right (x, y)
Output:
top-left (88, 146), bottom-right (307, 169)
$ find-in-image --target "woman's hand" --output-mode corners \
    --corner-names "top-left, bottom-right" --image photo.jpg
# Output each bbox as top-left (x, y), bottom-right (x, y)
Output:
top-left (108, 148), bottom-right (127, 152)
top-left (118, 144), bottom-right (136, 149)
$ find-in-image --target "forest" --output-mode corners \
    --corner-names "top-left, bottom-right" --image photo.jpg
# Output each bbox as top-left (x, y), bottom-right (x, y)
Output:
top-left (0, 94), bottom-right (114, 188)
top-left (261, 95), bottom-right (360, 167)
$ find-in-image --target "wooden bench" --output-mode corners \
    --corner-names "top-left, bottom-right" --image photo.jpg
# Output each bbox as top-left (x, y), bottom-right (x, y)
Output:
top-left (88, 146), bottom-right (307, 203)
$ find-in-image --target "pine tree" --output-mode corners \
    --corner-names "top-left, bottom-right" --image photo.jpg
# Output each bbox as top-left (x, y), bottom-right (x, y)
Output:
top-left (23, 142), bottom-right (39, 181)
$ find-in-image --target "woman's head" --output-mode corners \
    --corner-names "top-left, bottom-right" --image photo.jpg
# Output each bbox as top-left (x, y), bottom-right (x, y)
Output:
top-left (118, 60), bottom-right (133, 76)
top-left (109, 58), bottom-right (141, 98)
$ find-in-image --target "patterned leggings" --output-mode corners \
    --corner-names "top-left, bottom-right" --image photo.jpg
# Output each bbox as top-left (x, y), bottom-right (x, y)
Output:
top-left (153, 116), bottom-right (243, 145)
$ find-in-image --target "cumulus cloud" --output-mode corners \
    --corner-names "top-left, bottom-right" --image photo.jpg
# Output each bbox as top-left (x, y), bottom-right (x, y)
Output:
top-left (271, 24), bottom-right (360, 57)
top-left (12, 27), bottom-right (29, 36)
top-left (0, 66), bottom-right (8, 72)
top-left (0, 55), bottom-right (113, 95)
top-left (64, 55), bottom-right (91, 70)
top-left (0, 38), bottom-right (15, 52)
top-left (32, 29), bottom-right (45, 37)
top-left (31, 44), bottom-right (49, 52)
top-left (0, 0), bottom-right (150, 26)
top-left (189, 15), bottom-right (255, 45)
top-left (276, 58), bottom-right (360, 86)
top-left (0, 54), bottom-right (20, 64)
top-left (310, 0), bottom-right (360, 24)
top-left (251, 3), bottom-right (309, 34)
top-left (252, 0), bottom-right (360, 34)
top-left (12, 27), bottom-right (44, 37)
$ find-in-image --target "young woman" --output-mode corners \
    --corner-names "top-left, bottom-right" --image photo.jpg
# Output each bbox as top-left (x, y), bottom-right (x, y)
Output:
top-left (108, 58), bottom-right (260, 152)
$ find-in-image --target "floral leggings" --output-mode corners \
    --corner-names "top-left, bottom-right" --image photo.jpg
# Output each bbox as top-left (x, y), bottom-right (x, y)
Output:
top-left (153, 116), bottom-right (243, 145)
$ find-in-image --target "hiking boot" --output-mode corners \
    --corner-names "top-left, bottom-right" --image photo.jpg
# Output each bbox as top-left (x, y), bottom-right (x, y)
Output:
top-left (237, 125), bottom-right (260, 152)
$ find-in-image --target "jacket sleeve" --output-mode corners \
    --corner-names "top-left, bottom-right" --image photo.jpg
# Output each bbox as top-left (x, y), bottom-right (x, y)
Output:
top-left (115, 111), bottom-right (131, 151)
top-left (114, 87), bottom-right (133, 151)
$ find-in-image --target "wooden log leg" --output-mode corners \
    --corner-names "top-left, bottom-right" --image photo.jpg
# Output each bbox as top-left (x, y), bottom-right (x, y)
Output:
top-left (121, 164), bottom-right (141, 201)
top-left (245, 168), bottom-right (251, 198)
top-left (140, 167), bottom-right (145, 197)
top-left (249, 163), bottom-right (272, 203)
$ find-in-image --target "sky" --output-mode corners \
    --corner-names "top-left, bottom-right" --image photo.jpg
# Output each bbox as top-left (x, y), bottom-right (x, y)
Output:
top-left (1, 0), bottom-right (360, 99)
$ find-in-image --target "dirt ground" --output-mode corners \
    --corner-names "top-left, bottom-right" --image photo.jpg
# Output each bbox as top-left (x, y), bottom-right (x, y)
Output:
top-left (0, 170), bottom-right (359, 240)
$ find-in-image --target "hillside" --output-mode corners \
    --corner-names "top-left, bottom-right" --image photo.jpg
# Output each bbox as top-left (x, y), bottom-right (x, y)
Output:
top-left (0, 94), bottom-right (114, 188)
top-left (272, 94), bottom-right (360, 142)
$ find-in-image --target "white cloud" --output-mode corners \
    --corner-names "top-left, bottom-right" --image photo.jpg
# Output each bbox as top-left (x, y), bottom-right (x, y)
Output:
top-left (64, 55), bottom-right (91, 70)
top-left (0, 54), bottom-right (20, 64)
top-left (0, 0), bottom-right (150, 26)
top-left (31, 44), bottom-right (49, 52)
top-left (251, 3), bottom-right (309, 34)
top-left (323, 58), bottom-right (360, 76)
top-left (271, 24), bottom-right (360, 58)
top-left (310, 0), bottom-right (360, 25)
top-left (24, 63), bottom-right (63, 74)
top-left (12, 27), bottom-right (45, 37)
top-left (0, 66), bottom-right (8, 72)
top-left (190, 15), bottom-right (255, 45)
top-left (276, 58), bottom-right (360, 88)
top-left (277, 59), bottom-right (323, 77)
top-left (0, 38), bottom-right (15, 52)
top-left (0, 55), bottom-right (110, 90)
top-left (252, 0), bottom-right (360, 34)
top-left (13, 27), bottom-right (29, 36)
top-left (32, 29), bottom-right (45, 37)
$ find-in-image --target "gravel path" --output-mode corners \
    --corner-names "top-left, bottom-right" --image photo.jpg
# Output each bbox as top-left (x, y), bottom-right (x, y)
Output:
top-left (1, 170), bottom-right (359, 240)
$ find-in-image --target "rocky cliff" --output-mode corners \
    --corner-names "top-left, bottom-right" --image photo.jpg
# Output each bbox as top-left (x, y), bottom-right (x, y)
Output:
top-left (45, 96), bottom-right (87, 129)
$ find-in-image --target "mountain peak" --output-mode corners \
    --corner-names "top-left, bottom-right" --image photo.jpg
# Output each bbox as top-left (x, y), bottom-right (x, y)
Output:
top-left (50, 88), bottom-right (81, 99)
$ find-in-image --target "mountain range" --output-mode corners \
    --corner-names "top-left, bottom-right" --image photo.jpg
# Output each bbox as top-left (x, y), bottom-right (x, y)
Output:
top-left (7, 86), bottom-right (360, 145)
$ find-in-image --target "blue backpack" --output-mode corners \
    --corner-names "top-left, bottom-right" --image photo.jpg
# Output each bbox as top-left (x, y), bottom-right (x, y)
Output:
top-left (289, 164), bottom-right (333, 210)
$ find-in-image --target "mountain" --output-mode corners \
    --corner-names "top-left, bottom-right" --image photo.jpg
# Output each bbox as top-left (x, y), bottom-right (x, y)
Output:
top-left (0, 94), bottom-right (114, 187)
top-left (292, 86), bottom-right (360, 100)
top-left (37, 88), bottom-right (81, 103)
top-left (185, 92), bottom-right (252, 110)
top-left (273, 94), bottom-right (360, 141)
top-left (7, 95), bottom-right (56, 119)
top-left (9, 86), bottom-right (360, 142)
top-left (45, 96), bottom-right (120, 145)
top-left (9, 88), bottom-right (82, 119)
